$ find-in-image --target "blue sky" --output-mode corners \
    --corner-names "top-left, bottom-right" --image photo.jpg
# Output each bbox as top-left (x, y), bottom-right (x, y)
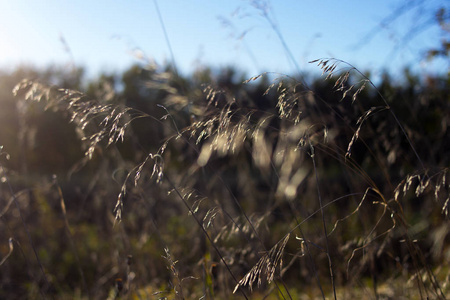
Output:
top-left (0, 0), bottom-right (447, 80)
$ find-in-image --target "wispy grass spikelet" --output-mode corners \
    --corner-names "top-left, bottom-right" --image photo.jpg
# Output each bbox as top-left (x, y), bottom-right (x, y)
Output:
top-left (13, 79), bottom-right (147, 160)
top-left (233, 233), bottom-right (290, 293)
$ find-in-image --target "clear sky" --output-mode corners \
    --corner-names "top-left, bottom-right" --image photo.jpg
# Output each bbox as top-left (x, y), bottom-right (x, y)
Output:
top-left (0, 0), bottom-right (447, 80)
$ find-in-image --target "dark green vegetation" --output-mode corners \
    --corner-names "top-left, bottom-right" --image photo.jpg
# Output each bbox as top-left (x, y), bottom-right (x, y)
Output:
top-left (0, 60), bottom-right (449, 299)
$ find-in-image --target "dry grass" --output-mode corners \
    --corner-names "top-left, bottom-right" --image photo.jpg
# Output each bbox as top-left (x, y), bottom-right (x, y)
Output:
top-left (1, 1), bottom-right (449, 298)
top-left (4, 56), bottom-right (448, 299)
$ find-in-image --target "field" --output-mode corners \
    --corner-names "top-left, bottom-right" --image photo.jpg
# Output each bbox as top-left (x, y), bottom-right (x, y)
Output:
top-left (0, 3), bottom-right (449, 299)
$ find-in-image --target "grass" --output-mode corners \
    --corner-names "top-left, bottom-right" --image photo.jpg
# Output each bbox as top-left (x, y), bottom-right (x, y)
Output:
top-left (1, 2), bottom-right (449, 299)
top-left (3, 56), bottom-right (448, 299)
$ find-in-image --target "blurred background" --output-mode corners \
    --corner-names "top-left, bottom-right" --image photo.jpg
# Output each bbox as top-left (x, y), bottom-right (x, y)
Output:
top-left (0, 0), bottom-right (448, 78)
top-left (0, 0), bottom-right (449, 299)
